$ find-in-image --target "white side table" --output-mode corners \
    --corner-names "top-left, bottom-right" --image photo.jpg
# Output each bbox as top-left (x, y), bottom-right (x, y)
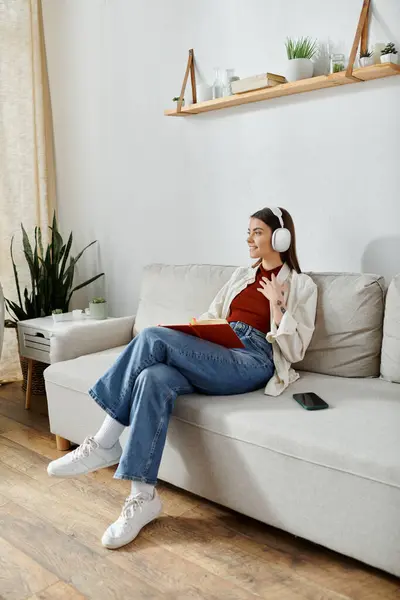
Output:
top-left (17, 314), bottom-right (113, 450)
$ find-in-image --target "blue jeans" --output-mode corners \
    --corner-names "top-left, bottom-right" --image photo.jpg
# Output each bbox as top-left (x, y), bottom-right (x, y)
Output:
top-left (89, 321), bottom-right (274, 484)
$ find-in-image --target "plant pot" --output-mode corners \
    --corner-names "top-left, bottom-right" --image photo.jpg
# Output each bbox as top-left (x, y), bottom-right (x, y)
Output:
top-left (15, 329), bottom-right (46, 395)
top-left (359, 56), bottom-right (374, 67)
top-left (286, 58), bottom-right (314, 82)
top-left (52, 312), bottom-right (71, 323)
top-left (381, 53), bottom-right (398, 64)
top-left (89, 302), bottom-right (108, 320)
top-left (19, 355), bottom-right (47, 394)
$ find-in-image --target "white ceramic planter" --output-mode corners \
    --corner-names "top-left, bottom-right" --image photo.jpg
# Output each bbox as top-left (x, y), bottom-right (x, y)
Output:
top-left (381, 53), bottom-right (398, 64)
top-left (52, 312), bottom-right (71, 323)
top-left (286, 58), bottom-right (314, 82)
top-left (359, 56), bottom-right (374, 67)
top-left (196, 83), bottom-right (213, 103)
top-left (89, 302), bottom-right (108, 320)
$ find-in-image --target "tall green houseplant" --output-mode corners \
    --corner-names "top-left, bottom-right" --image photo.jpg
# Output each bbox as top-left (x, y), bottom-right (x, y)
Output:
top-left (5, 213), bottom-right (104, 326)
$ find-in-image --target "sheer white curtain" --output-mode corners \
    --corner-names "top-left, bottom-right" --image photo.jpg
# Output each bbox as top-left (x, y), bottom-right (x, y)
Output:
top-left (0, 0), bottom-right (56, 383)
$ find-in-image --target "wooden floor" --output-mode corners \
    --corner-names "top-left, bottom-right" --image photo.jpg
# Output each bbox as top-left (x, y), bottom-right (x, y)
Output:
top-left (0, 384), bottom-right (398, 600)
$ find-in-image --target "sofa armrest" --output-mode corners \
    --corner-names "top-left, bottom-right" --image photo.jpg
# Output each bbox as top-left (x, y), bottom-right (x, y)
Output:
top-left (49, 316), bottom-right (135, 363)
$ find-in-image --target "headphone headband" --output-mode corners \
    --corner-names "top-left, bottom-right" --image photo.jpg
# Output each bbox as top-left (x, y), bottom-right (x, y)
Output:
top-left (270, 206), bottom-right (284, 228)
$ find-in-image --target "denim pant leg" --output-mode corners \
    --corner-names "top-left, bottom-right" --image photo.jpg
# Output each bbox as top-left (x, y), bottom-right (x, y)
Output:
top-left (115, 363), bottom-right (194, 484)
top-left (89, 325), bottom-right (274, 483)
top-left (89, 326), bottom-right (272, 425)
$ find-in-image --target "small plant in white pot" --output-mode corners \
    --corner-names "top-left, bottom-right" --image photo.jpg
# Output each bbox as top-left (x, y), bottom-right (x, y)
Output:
top-left (381, 43), bottom-right (398, 64)
top-left (285, 36), bottom-right (318, 82)
top-left (52, 309), bottom-right (69, 323)
top-left (172, 96), bottom-right (185, 107)
top-left (359, 49), bottom-right (374, 67)
top-left (89, 297), bottom-right (108, 320)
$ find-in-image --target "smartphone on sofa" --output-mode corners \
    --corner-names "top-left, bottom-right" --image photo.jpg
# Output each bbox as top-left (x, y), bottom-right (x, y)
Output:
top-left (293, 392), bottom-right (329, 411)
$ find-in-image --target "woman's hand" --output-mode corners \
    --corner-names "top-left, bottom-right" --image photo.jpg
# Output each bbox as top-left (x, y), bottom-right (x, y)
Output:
top-left (257, 274), bottom-right (288, 325)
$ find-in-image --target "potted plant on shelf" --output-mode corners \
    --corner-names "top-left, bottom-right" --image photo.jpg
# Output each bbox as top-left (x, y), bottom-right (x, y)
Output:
top-left (4, 212), bottom-right (104, 393)
top-left (285, 36), bottom-right (318, 82)
top-left (172, 96), bottom-right (185, 107)
top-left (381, 43), bottom-right (398, 64)
top-left (359, 49), bottom-right (374, 67)
top-left (89, 297), bottom-right (108, 320)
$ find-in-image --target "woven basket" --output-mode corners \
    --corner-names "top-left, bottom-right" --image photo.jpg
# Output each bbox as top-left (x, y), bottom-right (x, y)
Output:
top-left (19, 355), bottom-right (47, 395)
top-left (14, 328), bottom-right (47, 395)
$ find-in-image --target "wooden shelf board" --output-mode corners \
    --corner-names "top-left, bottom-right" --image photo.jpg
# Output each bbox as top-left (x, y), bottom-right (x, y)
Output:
top-left (165, 63), bottom-right (400, 117)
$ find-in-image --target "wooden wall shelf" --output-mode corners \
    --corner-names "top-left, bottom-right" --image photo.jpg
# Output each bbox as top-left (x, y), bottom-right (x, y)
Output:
top-left (164, 63), bottom-right (400, 117)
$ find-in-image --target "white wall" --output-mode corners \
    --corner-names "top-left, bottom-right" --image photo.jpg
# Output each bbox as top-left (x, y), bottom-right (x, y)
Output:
top-left (42, 0), bottom-right (400, 316)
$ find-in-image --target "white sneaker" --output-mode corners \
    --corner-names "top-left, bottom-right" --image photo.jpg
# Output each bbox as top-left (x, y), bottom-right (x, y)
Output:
top-left (102, 491), bottom-right (162, 549)
top-left (47, 436), bottom-right (122, 478)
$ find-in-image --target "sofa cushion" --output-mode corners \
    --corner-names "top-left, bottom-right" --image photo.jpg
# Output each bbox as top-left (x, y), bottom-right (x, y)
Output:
top-left (44, 352), bottom-right (400, 489)
top-left (135, 265), bottom-right (385, 377)
top-left (134, 264), bottom-right (236, 334)
top-left (381, 274), bottom-right (400, 383)
top-left (296, 273), bottom-right (385, 378)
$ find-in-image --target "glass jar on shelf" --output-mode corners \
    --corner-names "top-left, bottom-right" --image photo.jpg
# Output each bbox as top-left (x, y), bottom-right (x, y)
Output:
top-left (330, 53), bottom-right (345, 73)
top-left (223, 68), bottom-right (240, 96)
top-left (212, 68), bottom-right (224, 99)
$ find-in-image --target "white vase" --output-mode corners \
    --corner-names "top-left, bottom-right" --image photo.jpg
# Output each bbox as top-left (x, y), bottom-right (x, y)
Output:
top-left (196, 83), bottom-right (213, 103)
top-left (381, 53), bottom-right (398, 64)
top-left (89, 302), bottom-right (108, 320)
top-left (359, 56), bottom-right (373, 67)
top-left (286, 58), bottom-right (314, 82)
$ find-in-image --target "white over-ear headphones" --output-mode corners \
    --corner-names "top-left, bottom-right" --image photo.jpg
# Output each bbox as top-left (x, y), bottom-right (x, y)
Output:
top-left (270, 207), bottom-right (291, 253)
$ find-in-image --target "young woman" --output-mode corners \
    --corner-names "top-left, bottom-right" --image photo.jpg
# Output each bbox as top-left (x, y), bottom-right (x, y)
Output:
top-left (47, 206), bottom-right (317, 550)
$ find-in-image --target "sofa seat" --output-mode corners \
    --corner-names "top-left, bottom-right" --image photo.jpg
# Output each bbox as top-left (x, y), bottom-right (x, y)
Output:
top-left (45, 347), bottom-right (400, 493)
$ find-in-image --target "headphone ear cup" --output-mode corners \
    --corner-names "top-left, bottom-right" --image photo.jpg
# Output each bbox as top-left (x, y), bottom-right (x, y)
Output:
top-left (272, 228), bottom-right (291, 253)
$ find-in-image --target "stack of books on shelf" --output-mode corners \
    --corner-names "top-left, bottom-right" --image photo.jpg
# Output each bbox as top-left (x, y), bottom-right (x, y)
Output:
top-left (231, 72), bottom-right (287, 94)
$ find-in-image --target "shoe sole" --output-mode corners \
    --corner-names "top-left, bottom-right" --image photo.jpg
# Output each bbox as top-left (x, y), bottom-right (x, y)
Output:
top-left (47, 456), bottom-right (122, 478)
top-left (102, 502), bottom-right (163, 549)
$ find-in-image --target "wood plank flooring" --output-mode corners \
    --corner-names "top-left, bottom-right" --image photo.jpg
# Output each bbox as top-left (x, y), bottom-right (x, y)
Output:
top-left (0, 382), bottom-right (398, 600)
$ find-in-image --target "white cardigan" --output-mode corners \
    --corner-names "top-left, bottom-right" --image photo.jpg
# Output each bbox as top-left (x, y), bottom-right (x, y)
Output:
top-left (198, 263), bottom-right (318, 396)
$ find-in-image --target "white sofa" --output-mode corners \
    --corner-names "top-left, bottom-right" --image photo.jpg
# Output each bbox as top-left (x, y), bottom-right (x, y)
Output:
top-left (44, 265), bottom-right (400, 577)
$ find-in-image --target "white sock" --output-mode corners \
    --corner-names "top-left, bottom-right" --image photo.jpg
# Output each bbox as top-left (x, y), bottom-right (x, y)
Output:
top-left (94, 415), bottom-right (125, 449)
top-left (131, 480), bottom-right (155, 498)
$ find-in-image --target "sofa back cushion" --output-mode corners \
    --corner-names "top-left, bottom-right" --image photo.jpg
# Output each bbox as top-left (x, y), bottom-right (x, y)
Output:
top-left (296, 273), bottom-right (385, 378)
top-left (380, 274), bottom-right (400, 383)
top-left (135, 265), bottom-right (385, 379)
top-left (134, 264), bottom-right (236, 335)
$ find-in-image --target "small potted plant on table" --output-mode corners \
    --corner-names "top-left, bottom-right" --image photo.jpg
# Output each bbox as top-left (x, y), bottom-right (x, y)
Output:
top-left (52, 309), bottom-right (69, 323)
top-left (89, 297), bottom-right (108, 320)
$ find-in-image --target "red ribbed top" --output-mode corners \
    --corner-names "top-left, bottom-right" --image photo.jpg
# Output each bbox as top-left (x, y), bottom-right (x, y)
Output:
top-left (227, 265), bottom-right (282, 334)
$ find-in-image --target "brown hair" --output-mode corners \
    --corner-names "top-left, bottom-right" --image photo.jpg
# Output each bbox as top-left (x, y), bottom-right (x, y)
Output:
top-left (250, 207), bottom-right (301, 273)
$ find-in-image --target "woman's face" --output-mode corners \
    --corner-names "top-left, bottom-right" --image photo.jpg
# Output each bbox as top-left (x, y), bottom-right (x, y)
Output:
top-left (247, 218), bottom-right (273, 259)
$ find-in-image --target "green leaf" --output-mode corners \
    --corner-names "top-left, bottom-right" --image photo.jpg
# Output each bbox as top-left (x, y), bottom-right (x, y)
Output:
top-left (21, 224), bottom-right (41, 312)
top-left (66, 272), bottom-right (104, 306)
top-left (59, 232), bottom-right (73, 279)
top-left (285, 36), bottom-right (318, 60)
top-left (10, 236), bottom-right (22, 308)
top-left (37, 226), bottom-right (44, 258)
top-left (5, 298), bottom-right (28, 322)
top-left (72, 240), bottom-right (97, 266)
top-left (21, 224), bottom-right (34, 266)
